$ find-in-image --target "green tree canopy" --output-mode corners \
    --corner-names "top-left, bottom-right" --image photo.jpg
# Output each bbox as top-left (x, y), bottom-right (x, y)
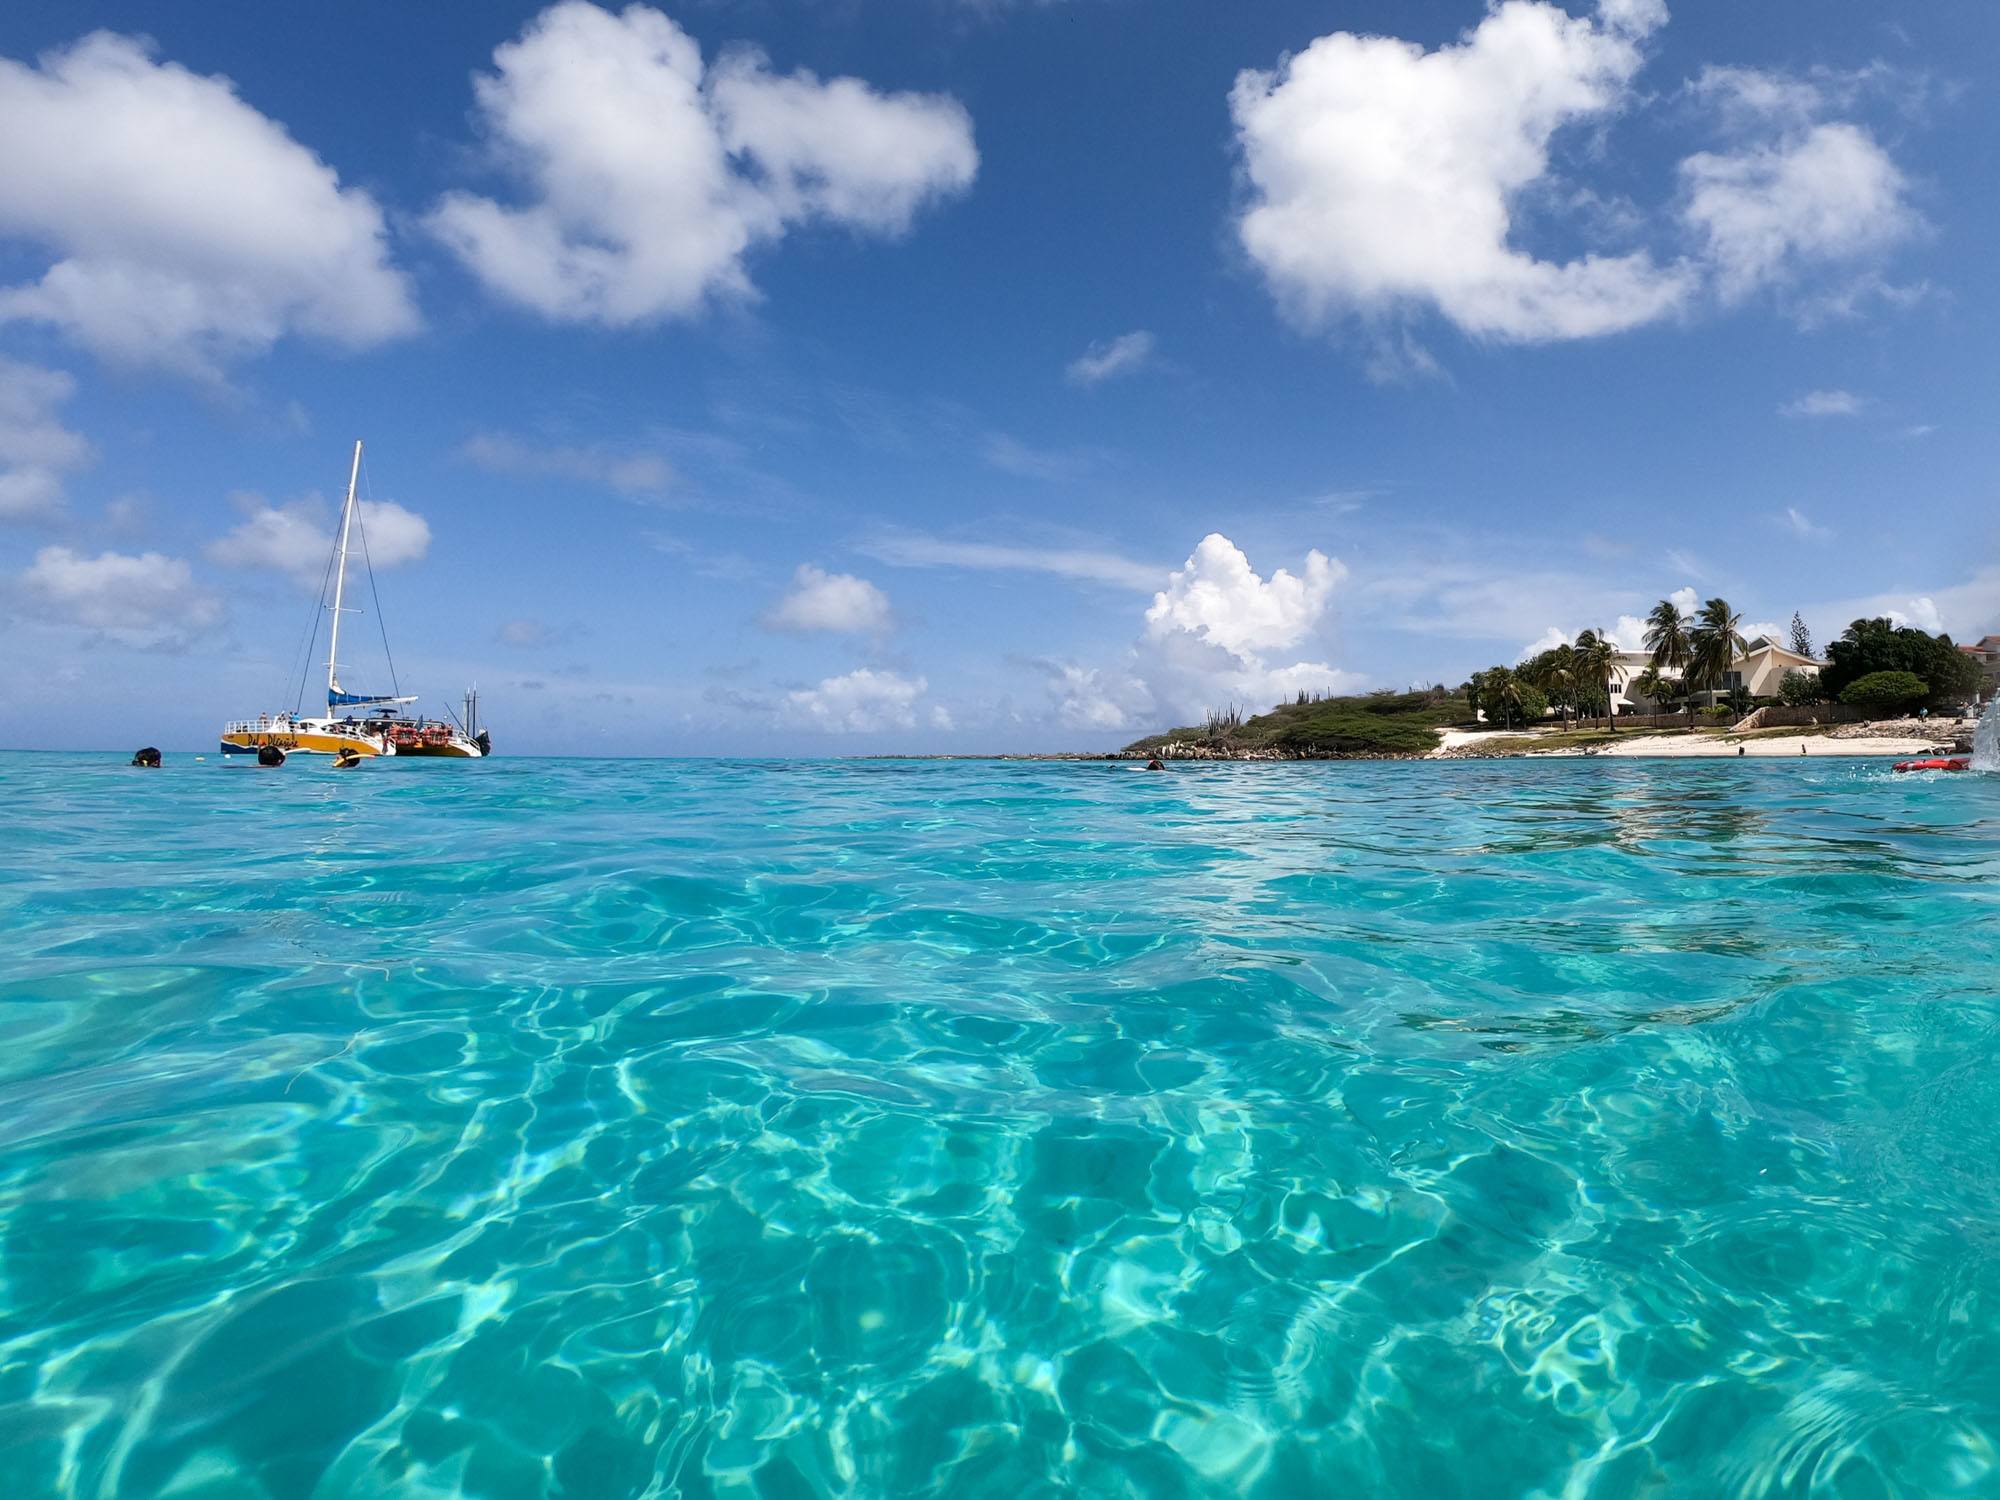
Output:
top-left (1473, 666), bottom-right (1548, 729)
top-left (1838, 670), bottom-right (1929, 714)
top-left (1820, 618), bottom-right (1983, 705)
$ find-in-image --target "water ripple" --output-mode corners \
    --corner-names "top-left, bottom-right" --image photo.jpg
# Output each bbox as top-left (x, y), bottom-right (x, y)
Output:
top-left (0, 753), bottom-right (1997, 1496)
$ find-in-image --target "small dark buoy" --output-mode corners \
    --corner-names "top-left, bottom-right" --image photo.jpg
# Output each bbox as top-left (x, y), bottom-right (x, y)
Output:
top-left (256, 744), bottom-right (287, 767)
top-left (1146, 757), bottom-right (1165, 771)
top-left (130, 747), bottom-right (162, 768)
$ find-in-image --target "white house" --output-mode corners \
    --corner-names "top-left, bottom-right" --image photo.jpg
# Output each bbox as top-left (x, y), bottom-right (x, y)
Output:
top-left (1960, 634), bottom-right (2000, 691)
top-left (1610, 635), bottom-right (1824, 713)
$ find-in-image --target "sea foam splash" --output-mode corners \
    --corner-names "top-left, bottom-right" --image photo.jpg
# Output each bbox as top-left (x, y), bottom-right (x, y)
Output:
top-left (1973, 694), bottom-right (2000, 771)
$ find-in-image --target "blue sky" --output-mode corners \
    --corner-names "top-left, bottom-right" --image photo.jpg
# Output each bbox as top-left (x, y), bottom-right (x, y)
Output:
top-left (0, 0), bottom-right (1994, 753)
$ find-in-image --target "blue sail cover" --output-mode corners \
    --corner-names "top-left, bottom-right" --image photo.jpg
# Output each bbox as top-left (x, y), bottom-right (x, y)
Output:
top-left (329, 691), bottom-right (395, 707)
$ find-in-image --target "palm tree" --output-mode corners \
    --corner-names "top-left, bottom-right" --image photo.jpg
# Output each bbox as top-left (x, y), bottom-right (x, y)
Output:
top-left (1572, 629), bottom-right (1617, 733)
top-left (1686, 597), bottom-right (1746, 719)
top-left (1631, 665), bottom-right (1666, 724)
top-left (1644, 598), bottom-right (1691, 726)
top-left (1525, 643), bottom-right (1577, 727)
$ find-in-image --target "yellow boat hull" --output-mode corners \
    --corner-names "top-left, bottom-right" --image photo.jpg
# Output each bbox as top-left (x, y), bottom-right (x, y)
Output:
top-left (219, 727), bottom-right (387, 757)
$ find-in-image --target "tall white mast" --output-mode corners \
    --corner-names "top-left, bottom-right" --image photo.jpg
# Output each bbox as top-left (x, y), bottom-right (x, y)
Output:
top-left (326, 440), bottom-right (362, 707)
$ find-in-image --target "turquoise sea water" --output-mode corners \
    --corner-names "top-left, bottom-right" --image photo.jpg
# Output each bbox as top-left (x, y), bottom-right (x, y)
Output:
top-left (3, 751), bottom-right (1998, 1499)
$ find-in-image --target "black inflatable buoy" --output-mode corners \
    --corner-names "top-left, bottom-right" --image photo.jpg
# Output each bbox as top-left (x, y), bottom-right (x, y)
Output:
top-left (130, 747), bottom-right (162, 768)
top-left (256, 744), bottom-right (287, 767)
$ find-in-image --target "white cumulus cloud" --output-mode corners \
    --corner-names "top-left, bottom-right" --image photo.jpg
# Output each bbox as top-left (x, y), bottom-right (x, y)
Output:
top-left (1681, 121), bottom-right (1917, 301)
top-left (21, 545), bottom-right (221, 648)
top-left (1146, 533), bottom-right (1340, 656)
top-left (1135, 534), bottom-right (1360, 721)
top-left (763, 563), bottom-right (892, 635)
top-left (1230, 0), bottom-right (1692, 344)
top-left (1067, 331), bottom-right (1155, 385)
top-left (428, 1), bottom-right (976, 326)
top-left (1517, 625), bottom-right (1573, 661)
top-left (1887, 597), bottom-right (1943, 634)
top-left (209, 496), bottom-right (430, 584)
top-left (787, 667), bottom-right (925, 732)
top-left (0, 356), bottom-right (90, 521)
top-left (0, 31), bottom-right (417, 375)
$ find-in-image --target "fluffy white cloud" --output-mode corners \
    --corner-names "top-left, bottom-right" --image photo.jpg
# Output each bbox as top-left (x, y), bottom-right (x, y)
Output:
top-left (0, 356), bottom-right (91, 521)
top-left (763, 563), bottom-right (892, 635)
top-left (1230, 0), bottom-right (1692, 343)
top-left (1518, 625), bottom-right (1572, 660)
top-left (428, 2), bottom-right (976, 325)
top-left (1810, 570), bottom-right (2000, 644)
top-left (1229, 16), bottom-right (1922, 359)
top-left (1146, 533), bottom-right (1340, 656)
top-left (207, 498), bottom-right (325, 579)
top-left (0, 32), bottom-right (416, 374)
top-left (1888, 597), bottom-right (1944, 634)
top-left (1067, 331), bottom-right (1155, 385)
top-left (1681, 121), bottom-right (1916, 300)
top-left (1133, 534), bottom-right (1360, 721)
top-left (209, 496), bottom-right (430, 583)
top-left (787, 667), bottom-right (925, 732)
top-left (460, 431), bottom-right (672, 495)
top-left (1780, 389), bottom-right (1864, 418)
top-left (21, 545), bottom-right (221, 648)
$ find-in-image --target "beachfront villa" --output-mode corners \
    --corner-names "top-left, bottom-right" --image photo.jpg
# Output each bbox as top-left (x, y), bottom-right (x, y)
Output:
top-left (1959, 634), bottom-right (2000, 690)
top-left (1609, 634), bottom-right (1825, 713)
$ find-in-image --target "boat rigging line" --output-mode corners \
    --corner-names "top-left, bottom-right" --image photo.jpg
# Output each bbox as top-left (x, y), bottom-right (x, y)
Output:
top-left (353, 451), bottom-right (402, 700)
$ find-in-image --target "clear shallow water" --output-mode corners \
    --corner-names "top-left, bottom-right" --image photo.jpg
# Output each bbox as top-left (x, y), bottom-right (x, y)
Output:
top-left (2, 752), bottom-right (1999, 1499)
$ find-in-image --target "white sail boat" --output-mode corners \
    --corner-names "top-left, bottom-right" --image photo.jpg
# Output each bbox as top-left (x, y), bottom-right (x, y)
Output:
top-left (220, 441), bottom-right (490, 760)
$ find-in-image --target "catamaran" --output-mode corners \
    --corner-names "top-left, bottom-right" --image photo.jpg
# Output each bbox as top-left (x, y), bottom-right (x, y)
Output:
top-left (221, 441), bottom-right (491, 760)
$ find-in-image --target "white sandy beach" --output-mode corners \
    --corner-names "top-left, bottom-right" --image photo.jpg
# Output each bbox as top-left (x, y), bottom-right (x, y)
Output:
top-left (1432, 726), bottom-right (1949, 760)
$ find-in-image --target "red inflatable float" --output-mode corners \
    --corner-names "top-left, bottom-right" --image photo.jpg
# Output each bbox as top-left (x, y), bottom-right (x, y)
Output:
top-left (1892, 757), bottom-right (1970, 773)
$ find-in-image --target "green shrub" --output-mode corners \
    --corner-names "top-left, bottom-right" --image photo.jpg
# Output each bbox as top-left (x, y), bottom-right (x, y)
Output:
top-left (1777, 669), bottom-right (1823, 707)
top-left (1838, 670), bottom-right (1928, 714)
top-left (1122, 687), bottom-right (1463, 756)
top-left (1263, 711), bottom-right (1439, 756)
